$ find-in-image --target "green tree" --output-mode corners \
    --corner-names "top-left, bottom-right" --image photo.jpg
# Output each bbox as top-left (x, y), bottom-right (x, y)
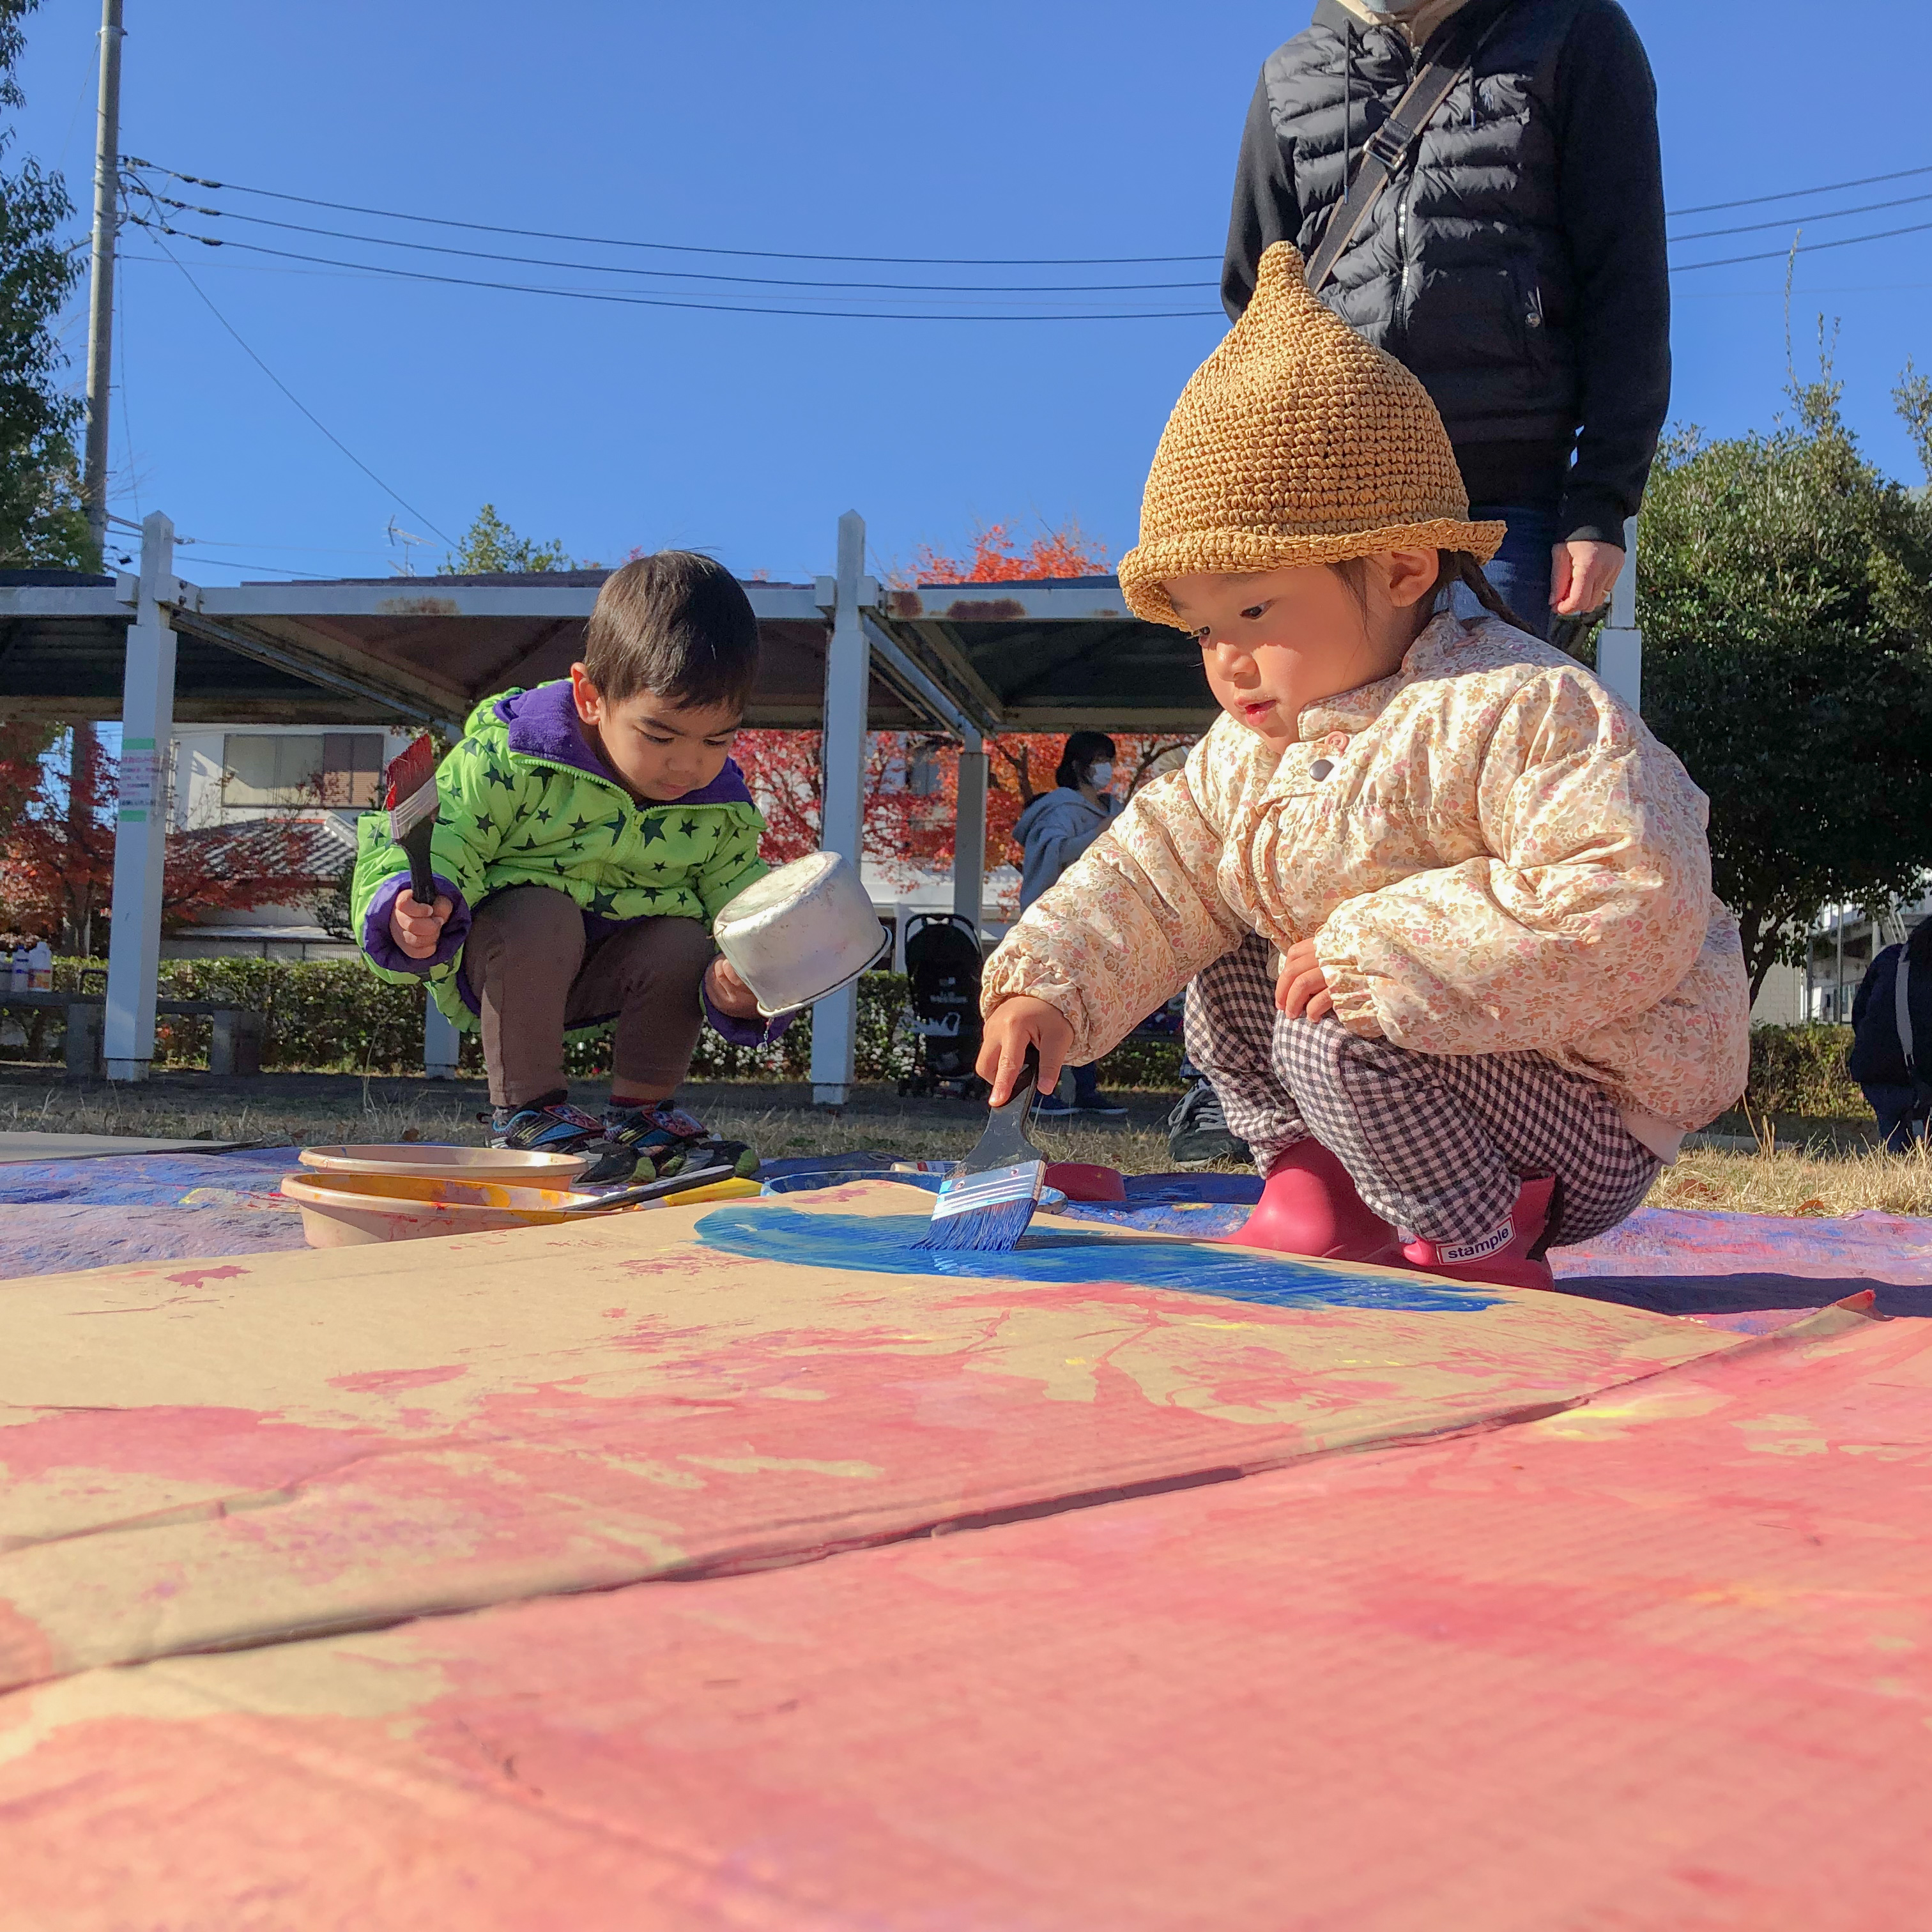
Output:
top-left (1637, 365), bottom-right (1932, 999)
top-left (0, 0), bottom-right (91, 571)
top-left (438, 503), bottom-right (575, 574)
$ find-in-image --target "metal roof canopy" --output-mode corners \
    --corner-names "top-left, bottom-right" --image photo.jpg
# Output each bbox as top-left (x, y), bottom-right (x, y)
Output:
top-left (0, 509), bottom-right (1220, 1105)
top-left (0, 508), bottom-right (1645, 1102)
top-left (1, 562), bottom-right (1217, 740)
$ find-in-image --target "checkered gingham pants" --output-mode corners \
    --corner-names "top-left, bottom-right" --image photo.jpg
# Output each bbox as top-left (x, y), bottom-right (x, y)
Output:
top-left (1184, 934), bottom-right (1660, 1250)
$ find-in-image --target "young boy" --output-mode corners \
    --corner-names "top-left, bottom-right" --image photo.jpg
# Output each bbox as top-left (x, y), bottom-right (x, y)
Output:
top-left (351, 551), bottom-right (783, 1186)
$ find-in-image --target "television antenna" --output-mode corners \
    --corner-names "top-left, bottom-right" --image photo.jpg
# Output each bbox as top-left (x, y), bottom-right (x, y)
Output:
top-left (387, 516), bottom-right (434, 576)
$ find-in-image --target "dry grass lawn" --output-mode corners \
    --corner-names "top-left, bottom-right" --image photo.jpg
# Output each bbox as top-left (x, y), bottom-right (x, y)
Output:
top-left (3, 1071), bottom-right (1927, 1219)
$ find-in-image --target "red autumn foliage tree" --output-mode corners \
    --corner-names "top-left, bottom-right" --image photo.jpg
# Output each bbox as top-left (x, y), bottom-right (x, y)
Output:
top-left (909, 517), bottom-right (1110, 586)
top-left (732, 519), bottom-right (1198, 912)
top-left (0, 729), bottom-right (337, 951)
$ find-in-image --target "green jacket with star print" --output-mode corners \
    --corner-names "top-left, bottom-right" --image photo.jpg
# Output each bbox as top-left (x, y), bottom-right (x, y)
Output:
top-left (352, 680), bottom-right (769, 1032)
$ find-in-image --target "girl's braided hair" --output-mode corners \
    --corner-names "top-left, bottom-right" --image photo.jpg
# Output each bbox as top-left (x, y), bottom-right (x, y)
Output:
top-left (1330, 550), bottom-right (1530, 636)
top-left (1433, 550), bottom-right (1529, 632)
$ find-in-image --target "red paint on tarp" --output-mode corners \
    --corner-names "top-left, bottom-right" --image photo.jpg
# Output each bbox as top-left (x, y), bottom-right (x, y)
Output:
top-left (0, 1405), bottom-right (378, 1486)
top-left (328, 1367), bottom-right (469, 1394)
top-left (163, 1265), bottom-right (251, 1289)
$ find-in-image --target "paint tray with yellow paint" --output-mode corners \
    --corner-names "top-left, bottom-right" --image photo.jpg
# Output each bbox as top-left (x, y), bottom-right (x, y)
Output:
top-left (279, 1165), bottom-right (760, 1246)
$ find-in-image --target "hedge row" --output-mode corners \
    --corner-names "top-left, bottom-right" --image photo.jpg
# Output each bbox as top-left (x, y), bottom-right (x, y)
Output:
top-left (12, 961), bottom-right (1876, 1117)
top-left (1743, 1023), bottom-right (1868, 1120)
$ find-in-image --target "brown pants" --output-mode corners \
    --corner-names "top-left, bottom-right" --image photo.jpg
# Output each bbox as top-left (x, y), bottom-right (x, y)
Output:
top-left (464, 885), bottom-right (714, 1108)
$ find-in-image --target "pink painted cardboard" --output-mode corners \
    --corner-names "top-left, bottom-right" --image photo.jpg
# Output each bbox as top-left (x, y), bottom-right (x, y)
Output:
top-left (1, 1305), bottom-right (1924, 1929)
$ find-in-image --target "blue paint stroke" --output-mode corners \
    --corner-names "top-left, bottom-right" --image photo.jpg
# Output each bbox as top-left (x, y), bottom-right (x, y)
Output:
top-left (694, 1202), bottom-right (1499, 1314)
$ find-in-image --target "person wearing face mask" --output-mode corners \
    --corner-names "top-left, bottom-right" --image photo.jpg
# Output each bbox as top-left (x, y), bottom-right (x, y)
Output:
top-left (1222, 0), bottom-right (1668, 641)
top-left (1012, 732), bottom-right (1129, 1118)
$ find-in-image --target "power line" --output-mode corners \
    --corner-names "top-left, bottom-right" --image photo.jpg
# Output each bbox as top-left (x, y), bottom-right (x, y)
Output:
top-left (1666, 162), bottom-right (1932, 219)
top-left (126, 219), bottom-right (1215, 321)
top-left (1673, 218), bottom-right (1932, 273)
top-left (1670, 189), bottom-right (1932, 245)
top-left (135, 193), bottom-right (1215, 295)
top-left (129, 151), bottom-right (1932, 277)
top-left (125, 158), bottom-right (1222, 268)
top-left (141, 229), bottom-right (456, 541)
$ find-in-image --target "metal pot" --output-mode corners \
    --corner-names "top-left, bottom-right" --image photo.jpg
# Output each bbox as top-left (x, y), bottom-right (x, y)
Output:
top-left (712, 850), bottom-right (890, 1016)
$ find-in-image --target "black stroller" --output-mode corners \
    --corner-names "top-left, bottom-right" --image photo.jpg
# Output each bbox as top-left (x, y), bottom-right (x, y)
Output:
top-left (898, 913), bottom-right (986, 1100)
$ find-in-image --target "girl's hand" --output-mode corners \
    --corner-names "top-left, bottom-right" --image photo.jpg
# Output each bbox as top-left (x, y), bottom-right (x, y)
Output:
top-left (1275, 937), bottom-right (1334, 1021)
top-left (390, 890), bottom-right (452, 960)
top-left (705, 956), bottom-right (762, 1020)
top-left (977, 996), bottom-right (1073, 1107)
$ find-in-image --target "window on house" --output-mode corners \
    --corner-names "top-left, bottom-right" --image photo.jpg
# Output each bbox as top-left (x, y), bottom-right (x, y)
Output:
top-left (222, 733), bottom-right (384, 807)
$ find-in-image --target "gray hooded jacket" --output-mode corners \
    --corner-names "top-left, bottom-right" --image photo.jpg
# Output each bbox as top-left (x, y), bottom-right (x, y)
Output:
top-left (1015, 786), bottom-right (1119, 912)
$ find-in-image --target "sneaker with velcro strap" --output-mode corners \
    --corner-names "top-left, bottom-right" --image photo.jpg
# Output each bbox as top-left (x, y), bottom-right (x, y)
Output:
top-left (486, 1099), bottom-right (608, 1160)
top-left (576, 1100), bottom-right (759, 1190)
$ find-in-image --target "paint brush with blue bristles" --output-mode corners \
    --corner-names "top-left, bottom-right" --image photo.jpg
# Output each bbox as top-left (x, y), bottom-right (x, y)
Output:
top-left (918, 1045), bottom-right (1046, 1252)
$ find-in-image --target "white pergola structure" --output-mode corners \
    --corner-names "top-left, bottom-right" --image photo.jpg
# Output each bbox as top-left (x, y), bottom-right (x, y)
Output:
top-left (1, 509), bottom-right (1643, 1103)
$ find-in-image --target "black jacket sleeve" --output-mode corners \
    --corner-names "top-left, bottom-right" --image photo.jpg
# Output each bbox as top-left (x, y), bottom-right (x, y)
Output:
top-left (1552, 2), bottom-right (1671, 546)
top-left (1222, 68), bottom-right (1300, 323)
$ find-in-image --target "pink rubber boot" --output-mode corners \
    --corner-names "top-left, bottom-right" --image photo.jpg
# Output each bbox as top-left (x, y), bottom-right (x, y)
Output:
top-left (1399, 1177), bottom-right (1560, 1291)
top-left (1225, 1139), bottom-right (1406, 1264)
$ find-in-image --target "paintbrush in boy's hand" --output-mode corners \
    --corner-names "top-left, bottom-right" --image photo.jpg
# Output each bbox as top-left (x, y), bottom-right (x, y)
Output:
top-left (918, 1044), bottom-right (1046, 1252)
top-left (383, 734), bottom-right (440, 910)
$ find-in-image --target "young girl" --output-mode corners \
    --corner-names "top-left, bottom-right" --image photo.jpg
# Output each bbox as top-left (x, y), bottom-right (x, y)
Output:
top-left (979, 245), bottom-right (1749, 1290)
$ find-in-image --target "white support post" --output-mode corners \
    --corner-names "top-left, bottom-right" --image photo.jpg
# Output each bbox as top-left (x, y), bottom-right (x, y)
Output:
top-left (953, 728), bottom-right (988, 930)
top-left (423, 999), bottom-right (460, 1078)
top-left (103, 512), bottom-right (177, 1081)
top-left (810, 510), bottom-right (874, 1106)
top-left (1595, 513), bottom-right (1643, 711)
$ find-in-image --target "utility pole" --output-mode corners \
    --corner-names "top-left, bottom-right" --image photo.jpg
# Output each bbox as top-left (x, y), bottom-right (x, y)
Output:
top-left (82, 0), bottom-right (125, 564)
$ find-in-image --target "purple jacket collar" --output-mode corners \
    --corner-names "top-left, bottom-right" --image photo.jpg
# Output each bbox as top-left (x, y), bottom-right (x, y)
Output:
top-left (493, 680), bottom-right (753, 806)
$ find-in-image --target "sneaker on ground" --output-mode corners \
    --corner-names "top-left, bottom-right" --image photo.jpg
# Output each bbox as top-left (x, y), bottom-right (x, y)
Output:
top-left (1074, 1091), bottom-right (1129, 1119)
top-left (1031, 1092), bottom-right (1083, 1121)
top-left (1166, 1078), bottom-right (1251, 1170)
top-left (578, 1100), bottom-right (760, 1190)
top-left (487, 1100), bottom-right (609, 1160)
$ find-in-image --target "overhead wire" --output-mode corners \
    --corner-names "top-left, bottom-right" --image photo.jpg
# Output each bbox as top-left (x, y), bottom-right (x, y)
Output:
top-left (138, 194), bottom-right (1215, 294)
top-left (125, 158), bottom-right (1223, 268)
top-left (125, 218), bottom-right (1216, 320)
top-left (128, 152), bottom-right (1932, 274)
top-left (139, 226), bottom-right (456, 541)
top-left (1664, 161), bottom-right (1932, 218)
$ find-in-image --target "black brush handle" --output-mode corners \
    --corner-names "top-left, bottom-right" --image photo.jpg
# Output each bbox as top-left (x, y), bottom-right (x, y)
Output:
top-left (400, 816), bottom-right (437, 908)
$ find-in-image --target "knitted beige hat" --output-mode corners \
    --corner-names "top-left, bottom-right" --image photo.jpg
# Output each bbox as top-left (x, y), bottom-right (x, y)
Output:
top-left (1117, 242), bottom-right (1505, 629)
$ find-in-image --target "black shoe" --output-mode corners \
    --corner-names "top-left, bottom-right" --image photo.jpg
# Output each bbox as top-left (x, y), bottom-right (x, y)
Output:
top-left (1073, 1090), bottom-right (1129, 1119)
top-left (1166, 1078), bottom-right (1250, 1169)
top-left (577, 1101), bottom-right (760, 1190)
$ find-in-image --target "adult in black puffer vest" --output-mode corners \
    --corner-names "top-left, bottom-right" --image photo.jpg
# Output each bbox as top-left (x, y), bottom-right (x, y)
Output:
top-left (1222, 0), bottom-right (1667, 638)
top-left (1848, 920), bottom-right (1932, 1153)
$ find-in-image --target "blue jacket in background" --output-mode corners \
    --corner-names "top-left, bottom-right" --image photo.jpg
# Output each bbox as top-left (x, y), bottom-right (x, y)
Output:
top-left (1015, 786), bottom-right (1119, 912)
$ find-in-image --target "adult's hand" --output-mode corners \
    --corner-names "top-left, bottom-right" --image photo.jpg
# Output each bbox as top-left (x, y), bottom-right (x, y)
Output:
top-left (977, 996), bottom-right (1074, 1108)
top-left (1550, 539), bottom-right (1623, 617)
top-left (389, 890), bottom-right (452, 960)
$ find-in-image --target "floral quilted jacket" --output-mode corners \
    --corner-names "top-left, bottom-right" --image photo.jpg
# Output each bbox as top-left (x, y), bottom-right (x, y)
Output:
top-left (983, 614), bottom-right (1751, 1134)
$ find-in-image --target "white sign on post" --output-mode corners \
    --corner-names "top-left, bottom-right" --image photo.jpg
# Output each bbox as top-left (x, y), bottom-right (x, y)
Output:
top-left (118, 738), bottom-right (158, 820)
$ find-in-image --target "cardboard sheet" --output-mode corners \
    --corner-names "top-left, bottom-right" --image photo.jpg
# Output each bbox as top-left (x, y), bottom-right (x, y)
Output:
top-left (3, 1305), bottom-right (1924, 1931)
top-left (1, 1180), bottom-right (1737, 1692)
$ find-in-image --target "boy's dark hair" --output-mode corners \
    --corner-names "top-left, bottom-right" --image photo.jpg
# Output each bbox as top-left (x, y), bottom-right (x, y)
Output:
top-left (1055, 731), bottom-right (1117, 791)
top-left (581, 551), bottom-right (760, 712)
top-left (1330, 551), bottom-right (1529, 636)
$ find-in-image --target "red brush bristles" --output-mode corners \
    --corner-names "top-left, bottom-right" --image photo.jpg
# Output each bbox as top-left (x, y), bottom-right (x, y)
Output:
top-left (383, 735), bottom-right (435, 813)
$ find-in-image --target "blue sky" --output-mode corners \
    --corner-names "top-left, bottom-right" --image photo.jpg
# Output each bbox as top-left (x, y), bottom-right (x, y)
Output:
top-left (12, 0), bottom-right (1932, 586)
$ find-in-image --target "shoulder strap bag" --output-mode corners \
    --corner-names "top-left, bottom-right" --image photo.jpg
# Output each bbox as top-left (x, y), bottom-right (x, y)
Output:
top-left (1305, 3), bottom-right (1516, 295)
